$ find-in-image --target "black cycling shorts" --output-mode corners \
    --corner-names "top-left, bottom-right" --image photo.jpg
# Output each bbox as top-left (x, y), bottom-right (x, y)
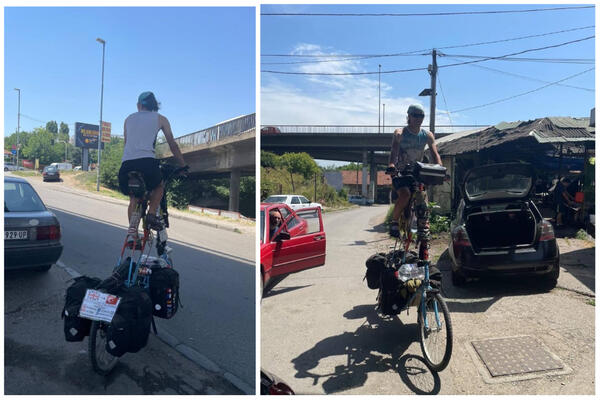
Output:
top-left (118, 158), bottom-right (162, 196)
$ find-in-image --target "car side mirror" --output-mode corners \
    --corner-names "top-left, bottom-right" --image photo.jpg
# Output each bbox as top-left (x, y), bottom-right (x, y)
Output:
top-left (277, 231), bottom-right (291, 241)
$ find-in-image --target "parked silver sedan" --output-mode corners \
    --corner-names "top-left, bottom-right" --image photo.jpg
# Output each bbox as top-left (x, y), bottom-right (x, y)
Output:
top-left (4, 176), bottom-right (63, 271)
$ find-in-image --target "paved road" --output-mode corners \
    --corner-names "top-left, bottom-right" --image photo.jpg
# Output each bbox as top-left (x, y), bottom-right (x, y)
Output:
top-left (6, 177), bottom-right (255, 393)
top-left (5, 265), bottom-right (242, 395)
top-left (261, 205), bottom-right (595, 395)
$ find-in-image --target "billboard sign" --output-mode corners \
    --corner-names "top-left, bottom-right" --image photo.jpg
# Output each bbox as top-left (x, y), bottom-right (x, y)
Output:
top-left (101, 121), bottom-right (112, 143)
top-left (75, 122), bottom-right (105, 149)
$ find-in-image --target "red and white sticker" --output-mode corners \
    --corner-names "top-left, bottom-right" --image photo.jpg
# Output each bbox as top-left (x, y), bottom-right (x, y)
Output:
top-left (79, 289), bottom-right (121, 323)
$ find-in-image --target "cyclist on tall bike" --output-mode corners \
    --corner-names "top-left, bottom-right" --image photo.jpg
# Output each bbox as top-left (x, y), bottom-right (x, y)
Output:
top-left (118, 91), bottom-right (187, 247)
top-left (388, 104), bottom-right (443, 239)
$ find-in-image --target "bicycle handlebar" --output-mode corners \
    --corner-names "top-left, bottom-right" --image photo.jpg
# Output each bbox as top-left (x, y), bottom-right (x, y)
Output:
top-left (160, 163), bottom-right (189, 182)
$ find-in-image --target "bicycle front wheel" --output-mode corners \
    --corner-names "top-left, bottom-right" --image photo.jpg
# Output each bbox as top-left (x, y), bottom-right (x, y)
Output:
top-left (418, 292), bottom-right (453, 371)
top-left (89, 321), bottom-right (119, 375)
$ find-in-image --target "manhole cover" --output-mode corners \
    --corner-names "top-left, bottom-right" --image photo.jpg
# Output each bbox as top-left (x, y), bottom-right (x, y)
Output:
top-left (472, 336), bottom-right (563, 377)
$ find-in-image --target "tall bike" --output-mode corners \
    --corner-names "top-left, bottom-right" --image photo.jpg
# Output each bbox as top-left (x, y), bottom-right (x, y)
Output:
top-left (89, 162), bottom-right (188, 375)
top-left (385, 163), bottom-right (453, 372)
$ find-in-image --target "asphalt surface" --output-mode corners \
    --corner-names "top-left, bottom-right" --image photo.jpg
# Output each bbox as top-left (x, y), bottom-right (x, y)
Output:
top-left (5, 175), bottom-right (256, 394)
top-left (261, 205), bottom-right (595, 395)
top-left (5, 265), bottom-right (243, 395)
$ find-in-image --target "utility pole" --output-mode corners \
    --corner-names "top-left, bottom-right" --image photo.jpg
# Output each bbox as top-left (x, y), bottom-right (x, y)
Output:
top-left (428, 49), bottom-right (438, 134)
top-left (14, 88), bottom-right (20, 167)
top-left (378, 64), bottom-right (381, 134)
top-left (383, 103), bottom-right (385, 133)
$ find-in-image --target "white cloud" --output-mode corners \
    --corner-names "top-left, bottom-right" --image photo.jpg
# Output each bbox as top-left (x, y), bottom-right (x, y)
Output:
top-left (262, 43), bottom-right (457, 132)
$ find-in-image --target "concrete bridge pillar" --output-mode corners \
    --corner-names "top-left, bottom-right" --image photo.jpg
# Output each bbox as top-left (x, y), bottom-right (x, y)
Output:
top-left (369, 152), bottom-right (377, 203)
top-left (228, 169), bottom-right (241, 212)
top-left (362, 150), bottom-right (368, 197)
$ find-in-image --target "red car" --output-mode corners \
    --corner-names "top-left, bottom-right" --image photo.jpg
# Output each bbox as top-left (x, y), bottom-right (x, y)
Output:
top-left (260, 126), bottom-right (281, 135)
top-left (260, 203), bottom-right (326, 295)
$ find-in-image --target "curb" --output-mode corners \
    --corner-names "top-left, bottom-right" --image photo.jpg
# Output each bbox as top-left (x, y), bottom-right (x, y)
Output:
top-left (55, 261), bottom-right (254, 395)
top-left (38, 183), bottom-right (251, 234)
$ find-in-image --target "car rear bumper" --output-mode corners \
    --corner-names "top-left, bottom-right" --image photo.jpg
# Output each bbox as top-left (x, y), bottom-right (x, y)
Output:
top-left (4, 244), bottom-right (63, 269)
top-left (455, 241), bottom-right (559, 277)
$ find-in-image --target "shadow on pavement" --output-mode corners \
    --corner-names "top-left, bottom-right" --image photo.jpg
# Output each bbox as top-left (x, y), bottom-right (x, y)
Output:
top-left (291, 304), bottom-right (440, 394)
top-left (263, 284), bottom-right (312, 298)
top-left (559, 246), bottom-right (595, 293)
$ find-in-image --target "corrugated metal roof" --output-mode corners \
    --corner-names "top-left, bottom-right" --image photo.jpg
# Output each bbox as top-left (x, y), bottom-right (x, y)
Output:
top-left (437, 116), bottom-right (594, 156)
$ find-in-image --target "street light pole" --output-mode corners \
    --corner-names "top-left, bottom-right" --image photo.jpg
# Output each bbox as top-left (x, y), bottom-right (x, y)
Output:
top-left (383, 103), bottom-right (385, 133)
top-left (378, 64), bottom-right (381, 134)
top-left (96, 37), bottom-right (105, 192)
top-left (14, 88), bottom-right (20, 167)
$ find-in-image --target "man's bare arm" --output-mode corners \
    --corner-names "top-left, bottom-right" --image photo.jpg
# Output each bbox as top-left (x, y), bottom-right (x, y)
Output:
top-left (159, 115), bottom-right (186, 167)
top-left (427, 131), bottom-right (443, 166)
top-left (389, 128), bottom-right (402, 167)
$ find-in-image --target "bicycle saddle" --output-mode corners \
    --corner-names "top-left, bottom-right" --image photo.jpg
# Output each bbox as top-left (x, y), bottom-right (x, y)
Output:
top-left (127, 171), bottom-right (147, 198)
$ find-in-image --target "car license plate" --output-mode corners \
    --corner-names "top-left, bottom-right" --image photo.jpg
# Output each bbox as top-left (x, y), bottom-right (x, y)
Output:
top-left (5, 230), bottom-right (28, 240)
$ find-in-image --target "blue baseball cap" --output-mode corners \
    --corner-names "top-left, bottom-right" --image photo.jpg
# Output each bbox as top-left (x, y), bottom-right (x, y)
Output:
top-left (407, 104), bottom-right (425, 115)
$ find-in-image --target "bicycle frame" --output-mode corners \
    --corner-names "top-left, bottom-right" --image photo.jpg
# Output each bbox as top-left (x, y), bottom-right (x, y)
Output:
top-left (388, 172), bottom-right (441, 332)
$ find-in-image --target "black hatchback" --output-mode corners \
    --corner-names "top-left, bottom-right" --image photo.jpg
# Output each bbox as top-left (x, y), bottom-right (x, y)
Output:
top-left (448, 163), bottom-right (559, 288)
top-left (42, 165), bottom-right (60, 182)
top-left (4, 176), bottom-right (63, 271)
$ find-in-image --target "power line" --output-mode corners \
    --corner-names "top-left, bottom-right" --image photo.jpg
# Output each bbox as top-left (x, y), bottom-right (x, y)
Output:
top-left (262, 36), bottom-right (594, 75)
top-left (436, 72), bottom-right (454, 129)
top-left (442, 54), bottom-right (594, 64)
top-left (449, 67), bottom-right (594, 114)
top-left (446, 57), bottom-right (594, 92)
top-left (261, 5), bottom-right (594, 17)
top-left (438, 36), bottom-right (594, 69)
top-left (261, 25), bottom-right (594, 58)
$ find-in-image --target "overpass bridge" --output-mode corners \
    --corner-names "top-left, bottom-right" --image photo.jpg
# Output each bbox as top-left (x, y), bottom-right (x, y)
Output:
top-left (157, 113), bottom-right (255, 212)
top-left (261, 124), bottom-right (482, 201)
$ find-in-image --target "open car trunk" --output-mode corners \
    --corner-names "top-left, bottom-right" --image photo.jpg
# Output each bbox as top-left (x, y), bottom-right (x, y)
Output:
top-left (465, 202), bottom-right (537, 250)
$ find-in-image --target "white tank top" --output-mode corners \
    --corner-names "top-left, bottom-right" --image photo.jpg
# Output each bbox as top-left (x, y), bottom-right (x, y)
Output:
top-left (122, 111), bottom-right (161, 161)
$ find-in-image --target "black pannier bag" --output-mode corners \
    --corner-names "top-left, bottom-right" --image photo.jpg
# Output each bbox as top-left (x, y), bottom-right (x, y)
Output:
top-left (149, 267), bottom-right (180, 319)
top-left (62, 276), bottom-right (102, 342)
top-left (105, 285), bottom-right (153, 357)
top-left (365, 253), bottom-right (386, 289)
top-left (378, 267), bottom-right (407, 316)
top-left (414, 162), bottom-right (447, 186)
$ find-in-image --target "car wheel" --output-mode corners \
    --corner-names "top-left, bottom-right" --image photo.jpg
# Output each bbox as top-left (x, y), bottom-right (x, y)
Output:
top-left (451, 268), bottom-right (467, 286)
top-left (541, 261), bottom-right (559, 290)
top-left (35, 264), bottom-right (52, 272)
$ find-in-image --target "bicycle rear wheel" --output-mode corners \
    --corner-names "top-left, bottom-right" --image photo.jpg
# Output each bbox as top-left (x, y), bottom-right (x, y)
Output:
top-left (418, 292), bottom-right (453, 371)
top-left (89, 321), bottom-right (119, 375)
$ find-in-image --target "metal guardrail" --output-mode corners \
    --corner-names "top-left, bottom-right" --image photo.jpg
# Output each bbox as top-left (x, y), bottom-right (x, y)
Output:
top-left (157, 113), bottom-right (255, 155)
top-left (261, 124), bottom-right (488, 135)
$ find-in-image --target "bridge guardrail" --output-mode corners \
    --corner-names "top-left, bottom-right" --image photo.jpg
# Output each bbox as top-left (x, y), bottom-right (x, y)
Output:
top-left (261, 124), bottom-right (487, 135)
top-left (157, 113), bottom-right (255, 156)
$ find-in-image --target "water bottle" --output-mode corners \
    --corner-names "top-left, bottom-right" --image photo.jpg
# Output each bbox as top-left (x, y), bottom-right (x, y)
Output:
top-left (398, 263), bottom-right (425, 282)
top-left (410, 215), bottom-right (418, 234)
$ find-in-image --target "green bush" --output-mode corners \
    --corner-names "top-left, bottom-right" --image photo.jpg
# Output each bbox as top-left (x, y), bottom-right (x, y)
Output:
top-left (99, 138), bottom-right (124, 190)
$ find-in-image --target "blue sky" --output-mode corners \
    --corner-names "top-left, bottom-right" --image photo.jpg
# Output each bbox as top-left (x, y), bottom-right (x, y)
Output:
top-left (4, 6), bottom-right (255, 139)
top-left (261, 4), bottom-right (595, 132)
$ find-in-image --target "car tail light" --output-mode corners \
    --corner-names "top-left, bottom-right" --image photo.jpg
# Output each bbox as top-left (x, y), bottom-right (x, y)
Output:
top-left (37, 225), bottom-right (61, 240)
top-left (539, 220), bottom-right (555, 241)
top-left (268, 382), bottom-right (295, 395)
top-left (452, 226), bottom-right (471, 257)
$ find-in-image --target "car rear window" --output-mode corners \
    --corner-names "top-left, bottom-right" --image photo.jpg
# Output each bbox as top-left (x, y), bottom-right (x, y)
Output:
top-left (465, 174), bottom-right (532, 198)
top-left (4, 182), bottom-right (46, 212)
top-left (299, 196), bottom-right (310, 204)
top-left (264, 196), bottom-right (287, 203)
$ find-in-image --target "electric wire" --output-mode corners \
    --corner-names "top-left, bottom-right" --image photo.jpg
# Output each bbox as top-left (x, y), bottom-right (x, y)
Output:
top-left (436, 72), bottom-right (454, 130)
top-left (261, 5), bottom-right (593, 17)
top-left (262, 36), bottom-right (594, 75)
top-left (261, 25), bottom-right (594, 60)
top-left (445, 57), bottom-right (594, 92)
top-left (449, 67), bottom-right (594, 114)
